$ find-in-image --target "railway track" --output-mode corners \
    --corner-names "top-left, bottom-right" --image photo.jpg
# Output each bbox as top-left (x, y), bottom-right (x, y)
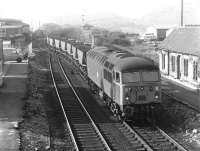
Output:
top-left (51, 52), bottom-right (154, 151)
top-left (49, 53), bottom-right (111, 151)
top-left (130, 122), bottom-right (188, 151)
top-left (50, 49), bottom-right (188, 151)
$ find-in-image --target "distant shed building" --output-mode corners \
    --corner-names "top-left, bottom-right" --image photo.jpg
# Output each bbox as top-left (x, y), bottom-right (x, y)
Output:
top-left (82, 24), bottom-right (94, 45)
top-left (143, 26), bottom-right (169, 41)
top-left (126, 33), bottom-right (139, 45)
top-left (158, 27), bottom-right (200, 89)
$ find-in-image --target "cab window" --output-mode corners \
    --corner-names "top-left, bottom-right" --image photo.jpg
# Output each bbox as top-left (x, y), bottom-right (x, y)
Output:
top-left (116, 72), bottom-right (120, 83)
top-left (122, 72), bottom-right (140, 83)
top-left (142, 71), bottom-right (159, 81)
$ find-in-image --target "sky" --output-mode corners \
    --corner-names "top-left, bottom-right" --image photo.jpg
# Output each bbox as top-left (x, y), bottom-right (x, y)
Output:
top-left (0, 0), bottom-right (199, 29)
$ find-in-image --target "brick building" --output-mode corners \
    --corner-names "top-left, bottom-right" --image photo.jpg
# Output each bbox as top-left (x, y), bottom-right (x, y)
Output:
top-left (158, 27), bottom-right (200, 89)
top-left (0, 19), bottom-right (32, 54)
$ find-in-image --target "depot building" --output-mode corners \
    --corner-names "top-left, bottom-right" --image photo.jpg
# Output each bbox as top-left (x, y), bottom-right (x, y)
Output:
top-left (158, 27), bottom-right (200, 90)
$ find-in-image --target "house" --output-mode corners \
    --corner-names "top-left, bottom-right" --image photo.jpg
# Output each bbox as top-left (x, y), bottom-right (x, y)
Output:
top-left (142, 26), bottom-right (169, 42)
top-left (126, 33), bottom-right (139, 45)
top-left (0, 19), bottom-right (32, 55)
top-left (158, 27), bottom-right (200, 89)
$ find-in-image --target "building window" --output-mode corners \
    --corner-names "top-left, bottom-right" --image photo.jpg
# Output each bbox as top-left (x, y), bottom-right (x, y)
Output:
top-left (193, 61), bottom-right (198, 81)
top-left (162, 53), bottom-right (165, 69)
top-left (171, 56), bottom-right (175, 72)
top-left (184, 59), bottom-right (188, 77)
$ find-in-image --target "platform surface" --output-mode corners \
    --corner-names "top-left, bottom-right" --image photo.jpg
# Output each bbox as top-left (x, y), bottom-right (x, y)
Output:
top-left (0, 60), bottom-right (28, 151)
top-left (162, 76), bottom-right (200, 110)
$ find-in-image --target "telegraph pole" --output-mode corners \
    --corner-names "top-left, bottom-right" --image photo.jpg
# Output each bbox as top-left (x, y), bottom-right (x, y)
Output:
top-left (181, 0), bottom-right (184, 26)
top-left (0, 39), bottom-right (3, 86)
top-left (82, 14), bottom-right (85, 25)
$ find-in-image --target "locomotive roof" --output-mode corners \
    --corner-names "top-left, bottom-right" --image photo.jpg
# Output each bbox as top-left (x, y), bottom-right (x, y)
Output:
top-left (91, 46), bottom-right (158, 72)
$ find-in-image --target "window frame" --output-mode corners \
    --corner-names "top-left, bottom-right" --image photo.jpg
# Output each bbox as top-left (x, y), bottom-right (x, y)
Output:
top-left (183, 59), bottom-right (188, 77)
top-left (193, 61), bottom-right (198, 81)
top-left (171, 56), bottom-right (175, 72)
top-left (162, 53), bottom-right (165, 69)
top-left (115, 72), bottom-right (121, 83)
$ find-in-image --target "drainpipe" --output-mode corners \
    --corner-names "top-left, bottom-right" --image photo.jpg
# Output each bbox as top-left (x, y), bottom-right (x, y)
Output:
top-left (167, 50), bottom-right (170, 75)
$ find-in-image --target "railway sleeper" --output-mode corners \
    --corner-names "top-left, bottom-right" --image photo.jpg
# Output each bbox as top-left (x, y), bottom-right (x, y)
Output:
top-left (80, 141), bottom-right (104, 146)
top-left (79, 138), bottom-right (102, 142)
top-left (73, 124), bottom-right (94, 128)
top-left (82, 147), bottom-right (107, 151)
top-left (76, 130), bottom-right (98, 134)
top-left (77, 135), bottom-right (100, 139)
top-left (135, 148), bottom-right (147, 151)
top-left (80, 144), bottom-right (105, 148)
top-left (129, 141), bottom-right (144, 148)
top-left (77, 133), bottom-right (99, 136)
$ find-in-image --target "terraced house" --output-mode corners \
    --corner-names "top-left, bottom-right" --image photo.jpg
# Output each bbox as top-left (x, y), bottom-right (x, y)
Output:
top-left (158, 27), bottom-right (200, 90)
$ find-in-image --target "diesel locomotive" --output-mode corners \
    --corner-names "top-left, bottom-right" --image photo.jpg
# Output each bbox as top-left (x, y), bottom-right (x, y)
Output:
top-left (47, 37), bottom-right (161, 120)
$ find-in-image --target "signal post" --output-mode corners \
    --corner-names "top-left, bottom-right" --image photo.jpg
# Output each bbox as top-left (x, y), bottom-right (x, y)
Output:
top-left (0, 39), bottom-right (3, 86)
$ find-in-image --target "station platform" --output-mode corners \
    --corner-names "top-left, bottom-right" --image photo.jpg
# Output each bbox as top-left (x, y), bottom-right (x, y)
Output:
top-left (0, 60), bottom-right (28, 150)
top-left (162, 76), bottom-right (200, 111)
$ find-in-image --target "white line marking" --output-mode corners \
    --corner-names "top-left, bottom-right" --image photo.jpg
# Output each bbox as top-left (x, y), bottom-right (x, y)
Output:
top-left (3, 75), bottom-right (27, 78)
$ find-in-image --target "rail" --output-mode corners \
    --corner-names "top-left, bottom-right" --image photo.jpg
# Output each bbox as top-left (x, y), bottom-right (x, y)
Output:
top-left (49, 55), bottom-right (79, 151)
top-left (58, 57), bottom-right (112, 151)
top-left (156, 126), bottom-right (188, 151)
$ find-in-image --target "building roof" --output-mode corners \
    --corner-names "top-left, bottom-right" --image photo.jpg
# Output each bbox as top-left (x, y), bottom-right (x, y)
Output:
top-left (0, 18), bottom-right (29, 26)
top-left (0, 25), bottom-right (24, 29)
top-left (159, 27), bottom-right (200, 56)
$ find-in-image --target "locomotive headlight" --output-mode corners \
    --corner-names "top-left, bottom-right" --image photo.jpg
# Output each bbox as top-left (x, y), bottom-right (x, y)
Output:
top-left (154, 91), bottom-right (159, 99)
top-left (125, 96), bottom-right (129, 101)
top-left (140, 86), bottom-right (144, 91)
top-left (155, 95), bottom-right (159, 99)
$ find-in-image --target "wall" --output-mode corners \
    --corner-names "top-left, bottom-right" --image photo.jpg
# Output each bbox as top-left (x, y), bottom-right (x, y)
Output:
top-left (180, 54), bottom-right (199, 86)
top-left (160, 48), bottom-right (200, 88)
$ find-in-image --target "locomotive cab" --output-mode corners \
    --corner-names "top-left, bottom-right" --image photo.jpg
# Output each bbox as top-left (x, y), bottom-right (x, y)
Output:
top-left (122, 70), bottom-right (161, 119)
top-left (105, 52), bottom-right (161, 120)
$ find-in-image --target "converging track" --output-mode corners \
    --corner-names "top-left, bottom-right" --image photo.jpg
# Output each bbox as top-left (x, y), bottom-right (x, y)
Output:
top-left (130, 122), bottom-right (188, 151)
top-left (49, 49), bottom-right (189, 151)
top-left (50, 52), bottom-right (154, 151)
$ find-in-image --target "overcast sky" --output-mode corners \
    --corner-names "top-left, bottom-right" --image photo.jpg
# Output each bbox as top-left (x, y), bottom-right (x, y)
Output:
top-left (0, 0), bottom-right (199, 29)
